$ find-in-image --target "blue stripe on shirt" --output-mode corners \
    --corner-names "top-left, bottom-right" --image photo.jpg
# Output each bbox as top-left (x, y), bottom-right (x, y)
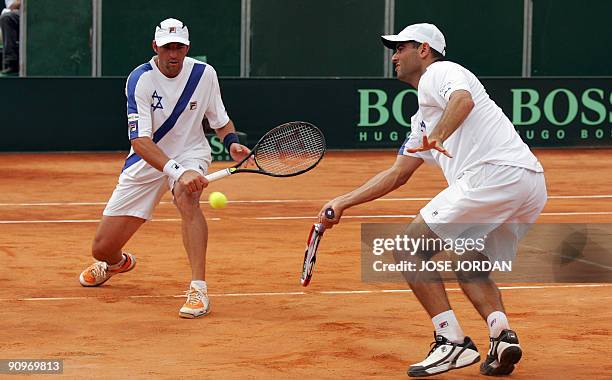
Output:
top-left (122, 63), bottom-right (207, 172)
top-left (126, 63), bottom-right (153, 114)
top-left (152, 63), bottom-right (206, 143)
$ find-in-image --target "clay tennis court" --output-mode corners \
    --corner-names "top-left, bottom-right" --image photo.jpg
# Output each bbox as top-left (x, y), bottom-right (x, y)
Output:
top-left (1, 150), bottom-right (611, 379)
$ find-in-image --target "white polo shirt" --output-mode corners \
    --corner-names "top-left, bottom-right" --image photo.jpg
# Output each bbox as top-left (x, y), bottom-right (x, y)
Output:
top-left (399, 61), bottom-right (543, 185)
top-left (121, 57), bottom-right (229, 180)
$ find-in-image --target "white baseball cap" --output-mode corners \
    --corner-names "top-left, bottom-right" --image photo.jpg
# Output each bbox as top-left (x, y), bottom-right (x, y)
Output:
top-left (155, 18), bottom-right (190, 46)
top-left (381, 23), bottom-right (446, 56)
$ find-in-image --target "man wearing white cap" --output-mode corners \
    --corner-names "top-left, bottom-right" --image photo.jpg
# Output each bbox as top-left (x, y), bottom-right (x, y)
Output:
top-left (79, 18), bottom-right (252, 319)
top-left (318, 23), bottom-right (546, 377)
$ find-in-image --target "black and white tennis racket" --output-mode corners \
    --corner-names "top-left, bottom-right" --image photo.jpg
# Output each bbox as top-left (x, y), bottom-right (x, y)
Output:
top-left (205, 121), bottom-right (325, 182)
top-left (300, 208), bottom-right (335, 286)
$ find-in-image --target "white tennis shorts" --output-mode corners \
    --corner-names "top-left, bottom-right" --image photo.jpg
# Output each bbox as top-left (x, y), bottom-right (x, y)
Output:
top-left (421, 164), bottom-right (547, 261)
top-left (103, 156), bottom-right (209, 220)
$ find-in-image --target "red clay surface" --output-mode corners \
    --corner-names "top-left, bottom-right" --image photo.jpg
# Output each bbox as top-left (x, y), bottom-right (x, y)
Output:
top-left (0, 149), bottom-right (611, 379)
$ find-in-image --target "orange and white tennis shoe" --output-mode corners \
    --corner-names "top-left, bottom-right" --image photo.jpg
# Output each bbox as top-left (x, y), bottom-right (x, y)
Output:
top-left (79, 253), bottom-right (136, 287)
top-left (179, 286), bottom-right (211, 318)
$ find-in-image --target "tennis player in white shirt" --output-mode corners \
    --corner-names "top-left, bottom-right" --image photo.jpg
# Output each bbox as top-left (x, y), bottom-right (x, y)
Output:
top-left (319, 23), bottom-right (546, 377)
top-left (79, 18), bottom-right (252, 319)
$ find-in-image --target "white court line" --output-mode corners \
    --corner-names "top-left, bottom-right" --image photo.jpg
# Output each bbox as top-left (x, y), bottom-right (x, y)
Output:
top-left (1, 283), bottom-right (610, 302)
top-left (254, 214), bottom-right (418, 220)
top-left (1, 211), bottom-right (611, 224)
top-left (1, 194), bottom-right (611, 207)
top-left (547, 195), bottom-right (612, 199)
top-left (555, 255), bottom-right (612, 270)
top-left (540, 211), bottom-right (612, 216)
top-left (0, 218), bottom-right (220, 224)
top-left (0, 219), bottom-right (102, 224)
top-left (521, 243), bottom-right (612, 271)
top-left (247, 211), bottom-right (612, 220)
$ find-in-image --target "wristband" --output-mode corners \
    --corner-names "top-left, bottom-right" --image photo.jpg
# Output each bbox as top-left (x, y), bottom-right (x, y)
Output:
top-left (163, 159), bottom-right (188, 182)
top-left (223, 133), bottom-right (240, 152)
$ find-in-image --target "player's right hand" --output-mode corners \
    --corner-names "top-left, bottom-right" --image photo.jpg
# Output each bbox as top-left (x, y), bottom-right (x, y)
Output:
top-left (178, 170), bottom-right (209, 193)
top-left (318, 201), bottom-right (344, 229)
top-left (407, 135), bottom-right (452, 158)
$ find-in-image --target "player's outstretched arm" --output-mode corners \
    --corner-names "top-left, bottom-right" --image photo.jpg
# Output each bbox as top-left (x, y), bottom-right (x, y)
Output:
top-left (318, 155), bottom-right (423, 228)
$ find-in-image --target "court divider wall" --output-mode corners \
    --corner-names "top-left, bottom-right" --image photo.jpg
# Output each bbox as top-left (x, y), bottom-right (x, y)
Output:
top-left (1, 77), bottom-right (610, 154)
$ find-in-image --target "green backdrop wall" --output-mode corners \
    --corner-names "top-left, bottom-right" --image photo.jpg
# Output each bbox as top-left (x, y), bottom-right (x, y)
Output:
top-left (1, 77), bottom-right (610, 152)
top-left (26, 0), bottom-right (92, 76)
top-left (394, 0), bottom-right (524, 76)
top-left (100, 0), bottom-right (241, 76)
top-left (250, 0), bottom-right (385, 77)
top-left (531, 0), bottom-right (612, 76)
top-left (22, 0), bottom-right (612, 77)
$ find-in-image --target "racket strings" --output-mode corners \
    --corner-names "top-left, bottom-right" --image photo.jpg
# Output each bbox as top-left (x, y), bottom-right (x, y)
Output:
top-left (255, 123), bottom-right (325, 176)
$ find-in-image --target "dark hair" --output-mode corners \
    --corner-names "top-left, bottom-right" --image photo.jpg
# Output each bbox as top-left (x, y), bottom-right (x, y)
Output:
top-left (407, 40), bottom-right (445, 61)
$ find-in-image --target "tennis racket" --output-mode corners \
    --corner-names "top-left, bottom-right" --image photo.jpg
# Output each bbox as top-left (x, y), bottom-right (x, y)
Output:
top-left (204, 121), bottom-right (325, 182)
top-left (300, 208), bottom-right (335, 286)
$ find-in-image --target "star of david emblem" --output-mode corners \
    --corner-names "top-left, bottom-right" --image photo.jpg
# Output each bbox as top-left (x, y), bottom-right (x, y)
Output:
top-left (151, 91), bottom-right (163, 111)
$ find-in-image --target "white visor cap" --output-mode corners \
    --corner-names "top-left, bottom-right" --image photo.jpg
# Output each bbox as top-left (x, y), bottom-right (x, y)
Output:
top-left (155, 18), bottom-right (190, 46)
top-left (381, 23), bottom-right (446, 56)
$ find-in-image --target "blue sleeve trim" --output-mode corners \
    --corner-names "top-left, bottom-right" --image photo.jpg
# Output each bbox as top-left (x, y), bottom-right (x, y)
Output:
top-left (126, 62), bottom-right (153, 114)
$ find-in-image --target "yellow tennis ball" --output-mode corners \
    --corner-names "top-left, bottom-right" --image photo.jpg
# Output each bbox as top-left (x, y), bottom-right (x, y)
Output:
top-left (208, 191), bottom-right (228, 209)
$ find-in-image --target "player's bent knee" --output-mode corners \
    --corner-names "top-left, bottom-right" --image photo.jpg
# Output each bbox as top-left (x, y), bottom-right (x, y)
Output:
top-left (174, 190), bottom-right (202, 217)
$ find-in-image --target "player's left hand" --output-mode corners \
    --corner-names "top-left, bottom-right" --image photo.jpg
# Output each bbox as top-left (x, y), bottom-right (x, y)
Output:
top-left (229, 144), bottom-right (255, 167)
top-left (407, 135), bottom-right (453, 158)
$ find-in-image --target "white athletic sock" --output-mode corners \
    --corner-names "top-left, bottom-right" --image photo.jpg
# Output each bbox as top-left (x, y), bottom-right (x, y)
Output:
top-left (487, 311), bottom-right (510, 338)
top-left (191, 280), bottom-right (207, 293)
top-left (432, 310), bottom-right (465, 344)
top-left (107, 253), bottom-right (126, 270)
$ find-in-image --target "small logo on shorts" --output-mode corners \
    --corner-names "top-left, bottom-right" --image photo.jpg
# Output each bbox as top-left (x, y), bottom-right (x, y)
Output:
top-left (432, 210), bottom-right (439, 217)
top-left (190, 101), bottom-right (197, 110)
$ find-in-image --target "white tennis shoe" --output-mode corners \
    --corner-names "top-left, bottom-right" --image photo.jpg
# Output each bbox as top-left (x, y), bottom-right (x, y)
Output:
top-left (480, 329), bottom-right (522, 376)
top-left (179, 286), bottom-right (211, 318)
top-left (408, 334), bottom-right (480, 377)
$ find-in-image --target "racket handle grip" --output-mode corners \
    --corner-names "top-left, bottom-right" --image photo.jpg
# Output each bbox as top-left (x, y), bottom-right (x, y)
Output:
top-left (324, 207), bottom-right (335, 220)
top-left (204, 168), bottom-right (233, 182)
